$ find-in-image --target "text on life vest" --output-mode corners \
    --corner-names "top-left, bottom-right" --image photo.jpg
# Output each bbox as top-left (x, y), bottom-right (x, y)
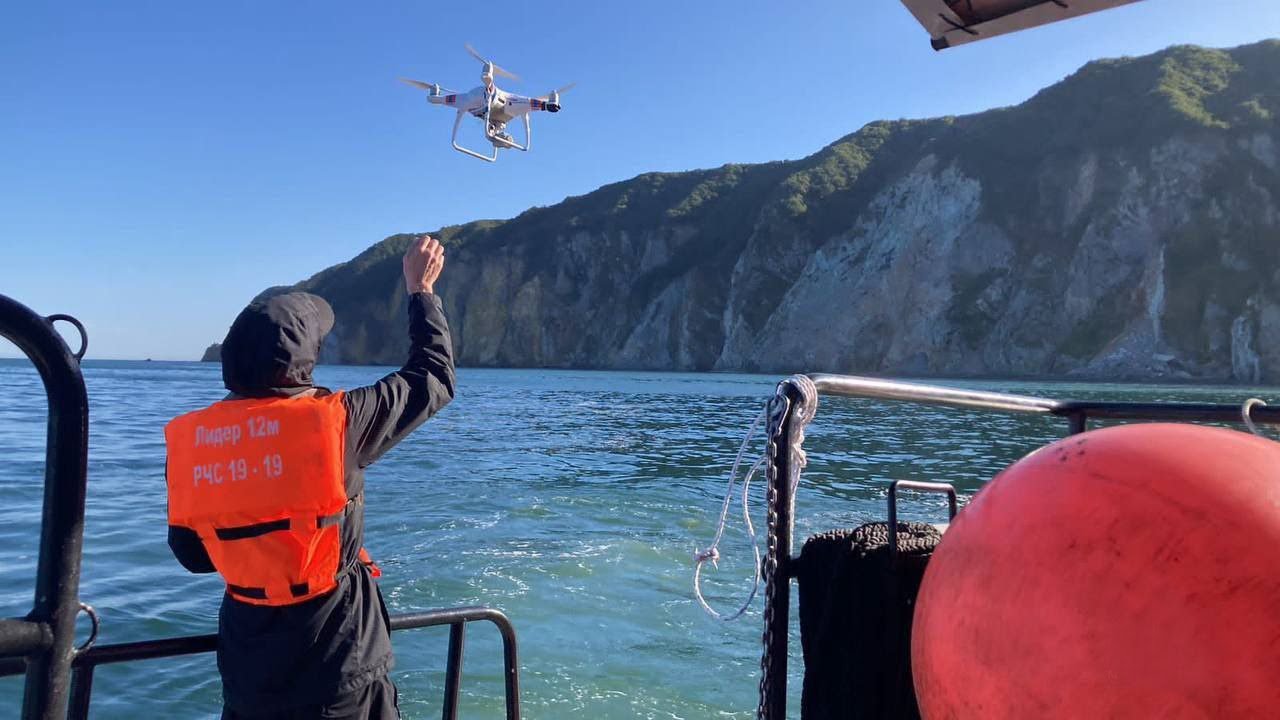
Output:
top-left (191, 415), bottom-right (286, 487)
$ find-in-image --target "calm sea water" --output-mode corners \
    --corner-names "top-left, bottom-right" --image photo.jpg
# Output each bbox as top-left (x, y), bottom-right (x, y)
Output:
top-left (1, 360), bottom-right (1273, 718)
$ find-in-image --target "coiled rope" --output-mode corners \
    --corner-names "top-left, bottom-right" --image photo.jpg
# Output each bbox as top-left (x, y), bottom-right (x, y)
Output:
top-left (693, 375), bottom-right (818, 621)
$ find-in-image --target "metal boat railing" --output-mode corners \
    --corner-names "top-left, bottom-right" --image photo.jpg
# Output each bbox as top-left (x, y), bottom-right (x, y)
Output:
top-left (0, 606), bottom-right (520, 720)
top-left (0, 294), bottom-right (90, 719)
top-left (758, 372), bottom-right (1280, 719)
top-left (0, 293), bottom-right (522, 720)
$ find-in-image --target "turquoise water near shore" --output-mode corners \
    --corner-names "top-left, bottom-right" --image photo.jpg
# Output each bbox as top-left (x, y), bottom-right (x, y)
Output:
top-left (1, 360), bottom-right (1274, 718)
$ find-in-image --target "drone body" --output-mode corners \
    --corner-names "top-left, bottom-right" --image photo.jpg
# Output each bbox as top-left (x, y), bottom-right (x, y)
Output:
top-left (401, 45), bottom-right (574, 162)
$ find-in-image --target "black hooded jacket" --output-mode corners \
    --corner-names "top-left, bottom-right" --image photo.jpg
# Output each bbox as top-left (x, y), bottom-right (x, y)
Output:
top-left (168, 291), bottom-right (455, 712)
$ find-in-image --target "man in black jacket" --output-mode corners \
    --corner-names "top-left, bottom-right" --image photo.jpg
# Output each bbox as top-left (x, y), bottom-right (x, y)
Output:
top-left (168, 235), bottom-right (453, 719)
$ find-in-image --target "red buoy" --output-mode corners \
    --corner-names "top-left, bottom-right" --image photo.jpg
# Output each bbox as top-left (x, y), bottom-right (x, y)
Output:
top-left (912, 423), bottom-right (1280, 719)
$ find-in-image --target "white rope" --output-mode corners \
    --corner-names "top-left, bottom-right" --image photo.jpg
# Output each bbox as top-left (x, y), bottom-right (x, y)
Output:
top-left (786, 375), bottom-right (819, 498)
top-left (692, 375), bottom-right (819, 621)
top-left (692, 404), bottom-right (768, 621)
top-left (1242, 398), bottom-right (1268, 436)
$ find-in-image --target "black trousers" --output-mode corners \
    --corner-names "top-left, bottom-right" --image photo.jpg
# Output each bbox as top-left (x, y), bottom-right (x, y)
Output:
top-left (221, 674), bottom-right (399, 720)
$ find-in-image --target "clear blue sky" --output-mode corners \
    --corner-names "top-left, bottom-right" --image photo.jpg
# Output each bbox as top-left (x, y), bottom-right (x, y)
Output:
top-left (2, 0), bottom-right (1277, 360)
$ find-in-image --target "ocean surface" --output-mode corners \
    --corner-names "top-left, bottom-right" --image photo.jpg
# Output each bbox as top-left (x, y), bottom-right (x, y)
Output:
top-left (0, 360), bottom-right (1273, 718)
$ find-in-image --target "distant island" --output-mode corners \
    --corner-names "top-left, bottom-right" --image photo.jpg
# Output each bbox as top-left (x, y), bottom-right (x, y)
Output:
top-left (212, 41), bottom-right (1280, 383)
top-left (201, 344), bottom-right (220, 362)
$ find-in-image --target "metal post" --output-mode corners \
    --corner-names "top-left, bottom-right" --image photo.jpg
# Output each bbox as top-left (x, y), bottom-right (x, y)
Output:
top-left (497, 613), bottom-right (521, 720)
top-left (887, 480), bottom-right (958, 561)
top-left (66, 664), bottom-right (95, 720)
top-left (441, 622), bottom-right (466, 720)
top-left (0, 294), bottom-right (90, 720)
top-left (1067, 411), bottom-right (1088, 435)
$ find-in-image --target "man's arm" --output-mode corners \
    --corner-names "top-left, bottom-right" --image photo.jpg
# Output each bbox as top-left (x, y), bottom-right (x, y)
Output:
top-left (164, 466), bottom-right (217, 573)
top-left (344, 235), bottom-right (455, 467)
top-left (168, 525), bottom-right (217, 573)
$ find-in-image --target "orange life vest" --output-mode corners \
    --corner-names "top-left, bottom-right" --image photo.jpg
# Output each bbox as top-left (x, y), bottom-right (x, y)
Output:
top-left (165, 392), bottom-right (370, 606)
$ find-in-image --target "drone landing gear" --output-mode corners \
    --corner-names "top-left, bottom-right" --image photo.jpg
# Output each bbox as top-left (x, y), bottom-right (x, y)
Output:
top-left (452, 111), bottom-right (497, 162)
top-left (450, 101), bottom-right (533, 162)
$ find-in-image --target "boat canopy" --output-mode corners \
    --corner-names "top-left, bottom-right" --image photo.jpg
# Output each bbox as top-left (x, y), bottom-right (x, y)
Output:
top-left (900, 0), bottom-right (1145, 50)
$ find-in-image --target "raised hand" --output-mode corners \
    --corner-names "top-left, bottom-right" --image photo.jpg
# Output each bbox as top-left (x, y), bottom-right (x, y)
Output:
top-left (403, 234), bottom-right (445, 295)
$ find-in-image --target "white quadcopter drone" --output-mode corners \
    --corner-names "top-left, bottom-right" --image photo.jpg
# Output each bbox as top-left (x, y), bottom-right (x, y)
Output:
top-left (401, 44), bottom-right (574, 162)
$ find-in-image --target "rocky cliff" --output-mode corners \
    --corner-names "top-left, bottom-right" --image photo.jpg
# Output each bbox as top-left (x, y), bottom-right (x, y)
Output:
top-left (251, 42), bottom-right (1280, 382)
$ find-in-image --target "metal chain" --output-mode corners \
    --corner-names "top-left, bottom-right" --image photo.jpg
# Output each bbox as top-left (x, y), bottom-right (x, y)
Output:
top-left (755, 376), bottom-right (817, 720)
top-left (757, 394), bottom-right (787, 720)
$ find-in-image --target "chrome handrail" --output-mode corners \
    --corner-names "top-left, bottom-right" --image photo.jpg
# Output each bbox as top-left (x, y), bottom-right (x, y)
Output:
top-left (807, 373), bottom-right (1059, 414)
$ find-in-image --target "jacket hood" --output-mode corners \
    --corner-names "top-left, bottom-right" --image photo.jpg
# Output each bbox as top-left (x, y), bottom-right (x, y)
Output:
top-left (221, 292), bottom-right (334, 398)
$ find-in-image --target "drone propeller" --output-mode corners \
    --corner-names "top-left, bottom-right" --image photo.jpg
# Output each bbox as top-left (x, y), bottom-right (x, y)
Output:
top-left (537, 83), bottom-right (577, 101)
top-left (398, 78), bottom-right (449, 94)
top-left (465, 43), bottom-right (520, 81)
